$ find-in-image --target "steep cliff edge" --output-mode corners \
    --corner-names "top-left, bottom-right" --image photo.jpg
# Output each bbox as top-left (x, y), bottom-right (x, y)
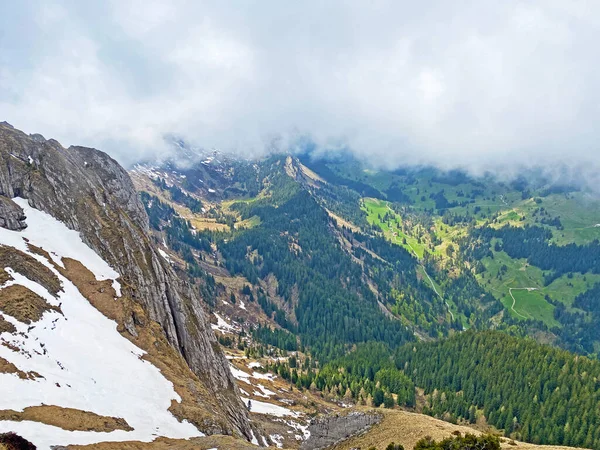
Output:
top-left (0, 122), bottom-right (253, 439)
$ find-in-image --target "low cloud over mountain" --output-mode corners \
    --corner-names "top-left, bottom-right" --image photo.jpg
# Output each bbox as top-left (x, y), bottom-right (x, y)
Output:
top-left (2, 1), bottom-right (600, 186)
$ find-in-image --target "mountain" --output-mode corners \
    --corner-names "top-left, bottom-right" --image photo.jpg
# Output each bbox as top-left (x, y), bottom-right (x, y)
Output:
top-left (128, 146), bottom-right (600, 450)
top-left (131, 150), bottom-right (598, 351)
top-left (0, 123), bottom-right (260, 448)
top-left (2, 122), bottom-right (599, 449)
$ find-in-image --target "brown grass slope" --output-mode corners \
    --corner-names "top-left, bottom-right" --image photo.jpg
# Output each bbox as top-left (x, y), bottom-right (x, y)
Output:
top-left (0, 406), bottom-right (132, 433)
top-left (0, 284), bottom-right (61, 324)
top-left (330, 409), bottom-right (583, 450)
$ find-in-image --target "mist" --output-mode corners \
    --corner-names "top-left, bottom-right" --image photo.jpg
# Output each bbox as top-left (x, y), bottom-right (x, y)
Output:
top-left (2, 1), bottom-right (600, 186)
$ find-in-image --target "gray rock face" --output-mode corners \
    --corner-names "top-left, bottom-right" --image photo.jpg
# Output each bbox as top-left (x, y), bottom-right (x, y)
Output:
top-left (300, 411), bottom-right (383, 450)
top-left (0, 196), bottom-right (26, 230)
top-left (0, 123), bottom-right (252, 439)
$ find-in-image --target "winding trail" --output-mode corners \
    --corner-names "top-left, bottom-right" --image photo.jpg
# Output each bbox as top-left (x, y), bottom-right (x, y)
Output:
top-left (423, 268), bottom-right (455, 321)
top-left (508, 287), bottom-right (537, 319)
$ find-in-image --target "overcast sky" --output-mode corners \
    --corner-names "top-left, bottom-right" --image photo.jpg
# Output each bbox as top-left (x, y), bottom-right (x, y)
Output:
top-left (1, 1), bottom-right (600, 181)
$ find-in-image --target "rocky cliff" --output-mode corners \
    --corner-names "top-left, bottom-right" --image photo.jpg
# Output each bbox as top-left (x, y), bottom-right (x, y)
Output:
top-left (0, 122), bottom-right (253, 439)
top-left (300, 411), bottom-right (383, 450)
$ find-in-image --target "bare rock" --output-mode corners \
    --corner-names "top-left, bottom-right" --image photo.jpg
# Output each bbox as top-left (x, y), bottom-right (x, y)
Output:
top-left (0, 122), bottom-right (253, 440)
top-left (300, 411), bottom-right (383, 450)
top-left (0, 196), bottom-right (26, 230)
top-left (123, 314), bottom-right (138, 338)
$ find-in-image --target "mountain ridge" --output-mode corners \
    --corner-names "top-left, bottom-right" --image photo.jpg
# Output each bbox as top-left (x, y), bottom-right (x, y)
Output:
top-left (0, 123), bottom-right (257, 444)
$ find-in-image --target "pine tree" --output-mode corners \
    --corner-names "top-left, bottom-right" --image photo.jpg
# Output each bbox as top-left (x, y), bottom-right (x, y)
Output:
top-left (344, 387), bottom-right (354, 404)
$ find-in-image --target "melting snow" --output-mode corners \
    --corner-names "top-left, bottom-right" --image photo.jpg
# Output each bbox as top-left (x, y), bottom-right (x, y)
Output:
top-left (251, 371), bottom-right (276, 381)
top-left (248, 361), bottom-right (262, 369)
top-left (250, 429), bottom-right (259, 445)
top-left (211, 313), bottom-right (238, 334)
top-left (258, 384), bottom-right (275, 396)
top-left (254, 384), bottom-right (276, 398)
top-left (229, 365), bottom-right (252, 382)
top-left (270, 434), bottom-right (284, 448)
top-left (238, 300), bottom-right (246, 310)
top-left (243, 398), bottom-right (298, 418)
top-left (11, 198), bottom-right (122, 298)
top-left (0, 200), bottom-right (201, 448)
top-left (230, 365), bottom-right (276, 382)
top-left (158, 248), bottom-right (172, 263)
top-left (279, 419), bottom-right (310, 440)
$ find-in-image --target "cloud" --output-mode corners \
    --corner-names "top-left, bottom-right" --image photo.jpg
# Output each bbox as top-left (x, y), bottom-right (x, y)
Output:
top-left (1, 1), bottom-right (600, 184)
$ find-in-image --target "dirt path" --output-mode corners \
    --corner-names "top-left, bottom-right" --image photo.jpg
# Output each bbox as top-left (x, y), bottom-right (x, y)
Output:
top-left (508, 287), bottom-right (537, 319)
top-left (423, 267), bottom-right (455, 321)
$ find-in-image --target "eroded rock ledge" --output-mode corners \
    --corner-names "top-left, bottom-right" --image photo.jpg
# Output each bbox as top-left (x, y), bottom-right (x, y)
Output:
top-left (300, 411), bottom-right (383, 450)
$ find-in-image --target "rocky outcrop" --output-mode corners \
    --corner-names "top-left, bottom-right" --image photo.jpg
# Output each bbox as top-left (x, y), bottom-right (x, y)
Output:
top-left (0, 196), bottom-right (26, 230)
top-left (300, 411), bottom-right (383, 450)
top-left (0, 122), bottom-right (253, 439)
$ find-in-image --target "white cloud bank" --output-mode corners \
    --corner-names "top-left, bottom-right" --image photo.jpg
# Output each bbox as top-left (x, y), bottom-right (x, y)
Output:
top-left (1, 1), bottom-right (600, 182)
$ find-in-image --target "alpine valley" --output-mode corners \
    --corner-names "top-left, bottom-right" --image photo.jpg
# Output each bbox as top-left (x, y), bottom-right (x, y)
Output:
top-left (1, 122), bottom-right (600, 450)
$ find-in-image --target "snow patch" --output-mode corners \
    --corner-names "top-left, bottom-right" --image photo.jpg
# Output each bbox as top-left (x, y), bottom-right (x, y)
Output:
top-left (111, 280), bottom-right (121, 297)
top-left (250, 429), bottom-right (259, 445)
top-left (158, 248), bottom-right (172, 263)
top-left (280, 419), bottom-right (310, 440)
top-left (243, 398), bottom-right (298, 418)
top-left (251, 371), bottom-right (276, 381)
top-left (230, 364), bottom-right (276, 384)
top-left (254, 384), bottom-right (276, 398)
top-left (270, 434), bottom-right (284, 448)
top-left (269, 434), bottom-right (283, 448)
top-left (0, 202), bottom-right (201, 448)
top-left (211, 313), bottom-right (238, 334)
top-left (10, 198), bottom-right (121, 298)
top-left (229, 365), bottom-right (251, 382)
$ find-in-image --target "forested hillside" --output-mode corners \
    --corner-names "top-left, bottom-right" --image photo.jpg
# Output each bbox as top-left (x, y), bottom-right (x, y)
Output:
top-left (398, 331), bottom-right (600, 449)
top-left (220, 187), bottom-right (415, 359)
top-left (300, 155), bottom-right (600, 356)
top-left (130, 150), bottom-right (600, 450)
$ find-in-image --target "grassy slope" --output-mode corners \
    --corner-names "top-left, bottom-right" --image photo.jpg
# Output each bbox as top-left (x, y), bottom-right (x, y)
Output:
top-left (332, 408), bottom-right (577, 450)
top-left (363, 198), bottom-right (427, 259)
top-left (478, 194), bottom-right (600, 325)
top-left (327, 161), bottom-right (600, 328)
top-left (362, 197), bottom-right (467, 325)
top-left (491, 193), bottom-right (600, 245)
